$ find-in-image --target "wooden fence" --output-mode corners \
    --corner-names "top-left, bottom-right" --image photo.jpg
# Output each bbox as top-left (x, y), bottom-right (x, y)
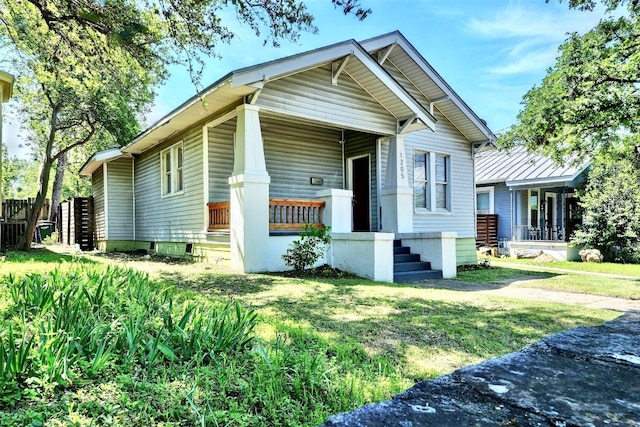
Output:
top-left (1, 199), bottom-right (50, 249)
top-left (59, 197), bottom-right (94, 251)
top-left (476, 214), bottom-right (498, 249)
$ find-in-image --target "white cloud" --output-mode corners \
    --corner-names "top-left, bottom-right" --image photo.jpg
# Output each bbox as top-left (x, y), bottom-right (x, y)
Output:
top-left (488, 47), bottom-right (559, 75)
top-left (468, 3), bottom-right (607, 76)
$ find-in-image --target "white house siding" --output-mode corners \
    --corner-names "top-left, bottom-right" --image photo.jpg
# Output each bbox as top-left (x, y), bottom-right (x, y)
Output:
top-left (406, 118), bottom-right (476, 238)
top-left (208, 117), bottom-right (344, 202)
top-left (207, 120), bottom-right (235, 203)
top-left (105, 158), bottom-right (134, 240)
top-left (135, 126), bottom-right (205, 243)
top-left (345, 131), bottom-right (379, 231)
top-left (263, 118), bottom-right (343, 199)
top-left (92, 166), bottom-right (106, 241)
top-left (256, 66), bottom-right (397, 136)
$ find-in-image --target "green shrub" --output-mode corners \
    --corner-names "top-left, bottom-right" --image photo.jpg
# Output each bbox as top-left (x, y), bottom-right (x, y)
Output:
top-left (282, 224), bottom-right (332, 272)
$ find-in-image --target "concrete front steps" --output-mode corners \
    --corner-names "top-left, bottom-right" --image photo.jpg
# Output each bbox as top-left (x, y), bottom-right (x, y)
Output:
top-left (393, 239), bottom-right (442, 283)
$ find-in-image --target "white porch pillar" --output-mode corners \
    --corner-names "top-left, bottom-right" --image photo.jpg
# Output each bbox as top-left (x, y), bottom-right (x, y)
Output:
top-left (381, 134), bottom-right (413, 233)
top-left (229, 104), bottom-right (270, 273)
top-left (315, 189), bottom-right (353, 233)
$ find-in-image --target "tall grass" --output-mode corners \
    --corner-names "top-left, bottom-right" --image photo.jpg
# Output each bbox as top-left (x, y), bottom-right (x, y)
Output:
top-left (0, 265), bottom-right (258, 403)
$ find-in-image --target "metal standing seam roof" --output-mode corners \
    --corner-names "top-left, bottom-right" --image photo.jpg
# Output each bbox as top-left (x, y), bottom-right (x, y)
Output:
top-left (475, 146), bottom-right (589, 187)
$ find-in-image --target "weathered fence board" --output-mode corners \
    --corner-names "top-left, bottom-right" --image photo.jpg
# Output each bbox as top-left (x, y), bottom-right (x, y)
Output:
top-left (59, 197), bottom-right (94, 250)
top-left (476, 214), bottom-right (498, 249)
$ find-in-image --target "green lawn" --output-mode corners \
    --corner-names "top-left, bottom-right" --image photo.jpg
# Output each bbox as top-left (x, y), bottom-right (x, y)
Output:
top-left (494, 257), bottom-right (640, 277)
top-left (456, 257), bottom-right (640, 300)
top-left (0, 249), bottom-right (619, 426)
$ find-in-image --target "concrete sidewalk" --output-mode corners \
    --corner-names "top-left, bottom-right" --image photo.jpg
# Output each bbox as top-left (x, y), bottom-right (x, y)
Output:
top-left (322, 311), bottom-right (640, 426)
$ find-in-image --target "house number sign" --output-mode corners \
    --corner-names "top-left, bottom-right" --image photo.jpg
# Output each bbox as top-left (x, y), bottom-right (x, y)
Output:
top-left (399, 151), bottom-right (405, 180)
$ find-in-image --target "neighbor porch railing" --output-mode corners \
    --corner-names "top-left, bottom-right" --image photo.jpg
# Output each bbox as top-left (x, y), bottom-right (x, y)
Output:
top-left (208, 199), bottom-right (325, 231)
top-left (512, 225), bottom-right (565, 242)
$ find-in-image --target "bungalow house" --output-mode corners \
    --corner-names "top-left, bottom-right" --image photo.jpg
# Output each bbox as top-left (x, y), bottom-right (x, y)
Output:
top-left (80, 31), bottom-right (496, 282)
top-left (475, 146), bottom-right (589, 260)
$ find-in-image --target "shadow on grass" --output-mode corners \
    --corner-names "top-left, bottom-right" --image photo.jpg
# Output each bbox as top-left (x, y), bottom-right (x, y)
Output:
top-left (2, 248), bottom-right (98, 265)
top-left (158, 271), bottom-right (278, 296)
top-left (262, 287), bottom-right (613, 367)
top-left (449, 266), bottom-right (560, 290)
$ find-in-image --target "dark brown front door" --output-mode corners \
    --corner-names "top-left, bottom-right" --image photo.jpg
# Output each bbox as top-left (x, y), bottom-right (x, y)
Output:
top-left (352, 156), bottom-right (370, 231)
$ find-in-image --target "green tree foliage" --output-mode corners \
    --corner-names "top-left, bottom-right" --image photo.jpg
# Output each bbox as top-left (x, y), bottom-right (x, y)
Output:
top-left (501, 0), bottom-right (640, 161)
top-left (0, 0), bottom-right (370, 251)
top-left (1, 148), bottom-right (39, 198)
top-left (573, 143), bottom-right (640, 262)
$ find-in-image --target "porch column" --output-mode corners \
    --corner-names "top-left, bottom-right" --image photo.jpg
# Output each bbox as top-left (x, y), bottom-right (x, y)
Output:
top-left (381, 135), bottom-right (413, 233)
top-left (229, 104), bottom-right (270, 273)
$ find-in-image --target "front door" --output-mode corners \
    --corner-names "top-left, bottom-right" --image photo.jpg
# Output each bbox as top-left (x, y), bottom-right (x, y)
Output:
top-left (351, 156), bottom-right (370, 231)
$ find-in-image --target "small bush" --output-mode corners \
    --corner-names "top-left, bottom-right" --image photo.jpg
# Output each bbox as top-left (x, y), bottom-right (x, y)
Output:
top-left (282, 224), bottom-right (332, 272)
top-left (42, 231), bottom-right (58, 245)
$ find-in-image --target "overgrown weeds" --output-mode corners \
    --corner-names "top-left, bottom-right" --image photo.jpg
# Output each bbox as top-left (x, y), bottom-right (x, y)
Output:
top-left (0, 265), bottom-right (257, 406)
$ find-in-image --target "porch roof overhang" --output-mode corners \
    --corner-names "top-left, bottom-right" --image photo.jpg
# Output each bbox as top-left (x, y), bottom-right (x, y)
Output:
top-left (360, 31), bottom-right (496, 145)
top-left (506, 175), bottom-right (580, 189)
top-left (119, 35), bottom-right (438, 156)
top-left (0, 71), bottom-right (15, 103)
top-left (79, 147), bottom-right (129, 176)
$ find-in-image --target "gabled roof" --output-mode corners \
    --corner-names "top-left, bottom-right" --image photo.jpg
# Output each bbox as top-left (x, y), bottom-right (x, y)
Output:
top-left (122, 35), bottom-right (440, 155)
top-left (0, 71), bottom-right (15, 103)
top-left (475, 146), bottom-right (589, 188)
top-left (360, 31), bottom-right (496, 145)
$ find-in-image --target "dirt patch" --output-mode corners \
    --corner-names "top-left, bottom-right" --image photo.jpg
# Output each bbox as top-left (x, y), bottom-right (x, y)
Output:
top-left (272, 264), bottom-right (359, 279)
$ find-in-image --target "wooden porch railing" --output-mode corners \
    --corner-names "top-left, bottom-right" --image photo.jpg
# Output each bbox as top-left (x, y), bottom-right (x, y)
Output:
top-left (207, 199), bottom-right (325, 232)
top-left (208, 202), bottom-right (230, 231)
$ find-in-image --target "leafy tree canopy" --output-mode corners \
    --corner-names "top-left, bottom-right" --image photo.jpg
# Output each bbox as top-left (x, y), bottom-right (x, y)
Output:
top-left (572, 140), bottom-right (640, 262)
top-left (0, 0), bottom-right (370, 250)
top-left (500, 0), bottom-right (640, 162)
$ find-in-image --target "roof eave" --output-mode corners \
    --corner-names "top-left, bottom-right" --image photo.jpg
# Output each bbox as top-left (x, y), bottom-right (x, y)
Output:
top-left (360, 31), bottom-right (496, 143)
top-left (79, 148), bottom-right (127, 176)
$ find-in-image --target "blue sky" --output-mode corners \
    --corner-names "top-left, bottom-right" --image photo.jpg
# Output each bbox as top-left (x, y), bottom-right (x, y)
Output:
top-left (3, 0), bottom-right (608, 158)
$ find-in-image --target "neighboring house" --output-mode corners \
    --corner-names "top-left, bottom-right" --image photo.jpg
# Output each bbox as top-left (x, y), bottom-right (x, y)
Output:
top-left (475, 146), bottom-right (589, 260)
top-left (80, 31), bottom-right (495, 282)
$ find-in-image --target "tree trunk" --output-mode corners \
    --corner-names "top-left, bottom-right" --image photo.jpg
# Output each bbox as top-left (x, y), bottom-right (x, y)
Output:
top-left (48, 152), bottom-right (67, 227)
top-left (17, 159), bottom-right (54, 251)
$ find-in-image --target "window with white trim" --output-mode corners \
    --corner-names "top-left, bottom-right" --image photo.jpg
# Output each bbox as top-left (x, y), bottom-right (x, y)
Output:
top-left (414, 151), bottom-right (450, 211)
top-left (161, 142), bottom-right (184, 196)
top-left (476, 186), bottom-right (494, 214)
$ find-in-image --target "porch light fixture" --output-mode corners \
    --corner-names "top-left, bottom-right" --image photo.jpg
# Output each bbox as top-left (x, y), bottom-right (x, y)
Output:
top-left (310, 177), bottom-right (324, 185)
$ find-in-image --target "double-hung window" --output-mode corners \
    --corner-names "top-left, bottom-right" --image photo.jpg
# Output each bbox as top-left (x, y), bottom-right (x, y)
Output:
top-left (414, 151), bottom-right (450, 212)
top-left (161, 142), bottom-right (184, 196)
top-left (476, 187), bottom-right (494, 214)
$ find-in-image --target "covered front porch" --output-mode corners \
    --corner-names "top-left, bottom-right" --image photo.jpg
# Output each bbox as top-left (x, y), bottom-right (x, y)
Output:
top-left (509, 187), bottom-right (582, 260)
top-left (202, 104), bottom-right (455, 279)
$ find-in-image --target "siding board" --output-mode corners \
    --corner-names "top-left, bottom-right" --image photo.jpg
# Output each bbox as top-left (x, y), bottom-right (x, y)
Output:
top-left (105, 158), bottom-right (134, 240)
top-left (92, 166), bottom-right (105, 241)
top-left (257, 66), bottom-right (397, 135)
top-left (135, 126), bottom-right (206, 242)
